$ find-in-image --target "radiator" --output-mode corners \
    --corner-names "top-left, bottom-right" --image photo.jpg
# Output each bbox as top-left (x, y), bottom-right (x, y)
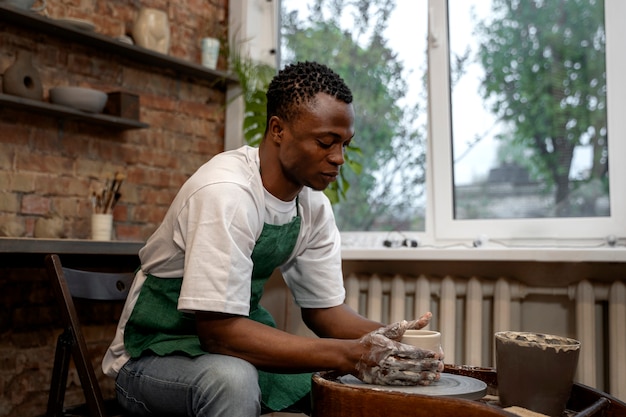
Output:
top-left (344, 273), bottom-right (626, 400)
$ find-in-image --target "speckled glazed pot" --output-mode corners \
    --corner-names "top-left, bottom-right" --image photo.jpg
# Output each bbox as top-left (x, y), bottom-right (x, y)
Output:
top-left (495, 331), bottom-right (580, 416)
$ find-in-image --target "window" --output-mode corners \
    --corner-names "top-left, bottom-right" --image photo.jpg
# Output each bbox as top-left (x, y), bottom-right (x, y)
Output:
top-left (278, 0), bottom-right (626, 244)
top-left (430, 0), bottom-right (626, 240)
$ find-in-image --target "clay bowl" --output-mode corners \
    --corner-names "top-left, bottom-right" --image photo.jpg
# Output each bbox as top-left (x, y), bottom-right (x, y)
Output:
top-left (49, 86), bottom-right (107, 113)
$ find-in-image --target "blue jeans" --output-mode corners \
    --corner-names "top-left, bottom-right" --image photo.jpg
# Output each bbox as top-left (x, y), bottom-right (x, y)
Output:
top-left (115, 354), bottom-right (262, 417)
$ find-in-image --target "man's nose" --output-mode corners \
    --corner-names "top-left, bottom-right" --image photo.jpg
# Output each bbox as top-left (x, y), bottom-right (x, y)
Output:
top-left (329, 145), bottom-right (345, 166)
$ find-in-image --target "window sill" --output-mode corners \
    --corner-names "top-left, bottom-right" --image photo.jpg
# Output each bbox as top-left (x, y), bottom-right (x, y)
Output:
top-left (341, 246), bottom-right (626, 263)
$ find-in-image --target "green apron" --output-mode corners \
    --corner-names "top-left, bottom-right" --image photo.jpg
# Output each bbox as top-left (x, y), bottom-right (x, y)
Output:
top-left (124, 207), bottom-right (311, 412)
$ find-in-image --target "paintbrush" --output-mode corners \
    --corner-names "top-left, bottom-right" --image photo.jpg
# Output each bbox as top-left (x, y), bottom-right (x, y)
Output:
top-left (104, 172), bottom-right (125, 213)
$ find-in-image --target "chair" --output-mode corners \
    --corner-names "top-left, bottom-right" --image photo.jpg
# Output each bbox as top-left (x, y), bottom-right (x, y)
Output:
top-left (45, 254), bottom-right (135, 417)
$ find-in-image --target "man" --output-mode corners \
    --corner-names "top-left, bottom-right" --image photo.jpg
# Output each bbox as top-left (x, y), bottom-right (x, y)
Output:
top-left (103, 61), bottom-right (443, 416)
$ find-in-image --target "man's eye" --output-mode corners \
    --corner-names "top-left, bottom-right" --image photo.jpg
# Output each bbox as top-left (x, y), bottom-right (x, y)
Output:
top-left (318, 141), bottom-right (333, 149)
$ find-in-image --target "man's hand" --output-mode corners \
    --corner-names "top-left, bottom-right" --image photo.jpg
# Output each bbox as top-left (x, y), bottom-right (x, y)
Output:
top-left (355, 312), bottom-right (444, 386)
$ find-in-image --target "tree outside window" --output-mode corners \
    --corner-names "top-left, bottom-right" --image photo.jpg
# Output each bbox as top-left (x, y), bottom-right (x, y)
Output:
top-left (281, 0), bottom-right (622, 241)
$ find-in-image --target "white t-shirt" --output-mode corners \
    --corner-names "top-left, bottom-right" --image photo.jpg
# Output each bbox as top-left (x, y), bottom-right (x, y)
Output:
top-left (102, 146), bottom-right (345, 377)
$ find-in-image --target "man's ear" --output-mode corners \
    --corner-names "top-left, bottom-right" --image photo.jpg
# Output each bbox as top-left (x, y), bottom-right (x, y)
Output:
top-left (268, 116), bottom-right (284, 144)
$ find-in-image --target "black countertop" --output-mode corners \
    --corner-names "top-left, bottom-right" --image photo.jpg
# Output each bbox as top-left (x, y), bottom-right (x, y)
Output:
top-left (0, 238), bottom-right (143, 269)
top-left (0, 238), bottom-right (144, 255)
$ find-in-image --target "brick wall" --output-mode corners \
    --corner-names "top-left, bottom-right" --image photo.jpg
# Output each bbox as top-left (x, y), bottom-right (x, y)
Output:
top-left (0, 0), bottom-right (229, 241)
top-left (1, 1), bottom-right (229, 415)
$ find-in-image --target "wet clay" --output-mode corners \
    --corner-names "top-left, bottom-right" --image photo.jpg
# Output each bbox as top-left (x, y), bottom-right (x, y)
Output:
top-left (500, 331), bottom-right (580, 353)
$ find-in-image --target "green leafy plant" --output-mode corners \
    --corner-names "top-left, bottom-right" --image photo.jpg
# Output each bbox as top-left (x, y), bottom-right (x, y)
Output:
top-left (227, 44), bottom-right (361, 204)
top-left (227, 45), bottom-right (275, 148)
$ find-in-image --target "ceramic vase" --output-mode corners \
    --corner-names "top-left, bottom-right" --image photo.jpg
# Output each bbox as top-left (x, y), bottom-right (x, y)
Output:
top-left (132, 7), bottom-right (171, 54)
top-left (2, 50), bottom-right (44, 101)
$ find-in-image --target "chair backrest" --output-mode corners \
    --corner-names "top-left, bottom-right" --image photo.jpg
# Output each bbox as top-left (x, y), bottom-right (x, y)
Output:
top-left (45, 254), bottom-right (135, 417)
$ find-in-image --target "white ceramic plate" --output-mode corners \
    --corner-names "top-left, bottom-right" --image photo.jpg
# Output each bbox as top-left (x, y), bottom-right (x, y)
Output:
top-left (338, 374), bottom-right (487, 401)
top-left (55, 18), bottom-right (96, 31)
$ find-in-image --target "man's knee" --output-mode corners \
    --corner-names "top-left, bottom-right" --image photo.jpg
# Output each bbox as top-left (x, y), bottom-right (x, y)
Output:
top-left (193, 355), bottom-right (261, 415)
top-left (208, 355), bottom-right (260, 395)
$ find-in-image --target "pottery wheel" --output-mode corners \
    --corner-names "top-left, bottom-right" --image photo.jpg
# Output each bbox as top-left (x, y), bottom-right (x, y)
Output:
top-left (338, 374), bottom-right (487, 400)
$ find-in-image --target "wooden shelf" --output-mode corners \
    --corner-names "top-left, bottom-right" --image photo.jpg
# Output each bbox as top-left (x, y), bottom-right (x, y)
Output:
top-left (0, 5), bottom-right (239, 89)
top-left (0, 93), bottom-right (149, 129)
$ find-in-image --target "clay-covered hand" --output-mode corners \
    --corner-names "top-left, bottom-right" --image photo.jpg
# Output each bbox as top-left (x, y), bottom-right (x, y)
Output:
top-left (355, 312), bottom-right (444, 386)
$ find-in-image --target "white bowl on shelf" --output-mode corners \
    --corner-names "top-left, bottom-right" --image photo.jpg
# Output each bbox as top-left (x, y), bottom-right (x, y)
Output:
top-left (49, 86), bottom-right (107, 113)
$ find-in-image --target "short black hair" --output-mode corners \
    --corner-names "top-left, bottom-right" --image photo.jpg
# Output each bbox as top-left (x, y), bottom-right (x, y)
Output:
top-left (266, 61), bottom-right (353, 125)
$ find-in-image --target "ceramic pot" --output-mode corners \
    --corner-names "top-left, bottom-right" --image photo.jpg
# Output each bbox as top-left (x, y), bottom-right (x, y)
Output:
top-left (2, 50), bottom-right (44, 101)
top-left (401, 330), bottom-right (444, 358)
top-left (495, 331), bottom-right (581, 416)
top-left (132, 7), bottom-right (170, 54)
top-left (201, 37), bottom-right (220, 69)
top-left (91, 213), bottom-right (113, 240)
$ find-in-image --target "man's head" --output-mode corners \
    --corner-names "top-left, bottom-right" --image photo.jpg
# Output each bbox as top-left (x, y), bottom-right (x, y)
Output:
top-left (260, 62), bottom-right (355, 201)
top-left (266, 61), bottom-right (353, 126)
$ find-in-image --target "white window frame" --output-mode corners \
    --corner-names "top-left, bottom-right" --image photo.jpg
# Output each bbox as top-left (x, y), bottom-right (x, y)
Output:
top-left (265, 0), bottom-right (626, 249)
top-left (226, 0), bottom-right (279, 151)
top-left (428, 0), bottom-right (626, 242)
